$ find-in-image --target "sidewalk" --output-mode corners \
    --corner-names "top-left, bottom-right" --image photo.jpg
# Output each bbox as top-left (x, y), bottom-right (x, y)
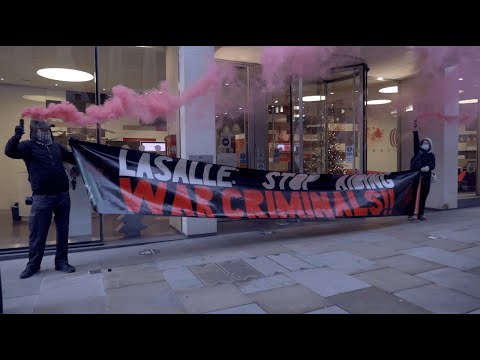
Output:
top-left (2, 207), bottom-right (480, 314)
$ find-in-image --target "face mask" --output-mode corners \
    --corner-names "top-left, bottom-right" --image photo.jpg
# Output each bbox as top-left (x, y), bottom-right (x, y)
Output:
top-left (421, 144), bottom-right (429, 151)
top-left (35, 129), bottom-right (53, 145)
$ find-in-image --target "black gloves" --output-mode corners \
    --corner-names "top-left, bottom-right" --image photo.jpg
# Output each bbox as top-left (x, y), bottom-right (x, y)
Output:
top-left (14, 124), bottom-right (25, 139)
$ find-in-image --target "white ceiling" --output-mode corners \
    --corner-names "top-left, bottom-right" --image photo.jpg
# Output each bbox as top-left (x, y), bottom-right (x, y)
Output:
top-left (0, 46), bottom-right (415, 98)
top-left (214, 46), bottom-right (417, 81)
top-left (0, 46), bottom-right (167, 94)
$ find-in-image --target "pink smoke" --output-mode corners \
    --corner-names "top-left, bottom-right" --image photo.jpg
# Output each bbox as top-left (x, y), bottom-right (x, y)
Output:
top-left (260, 46), bottom-right (338, 91)
top-left (22, 46), bottom-right (480, 128)
top-left (22, 64), bottom-right (222, 125)
top-left (402, 46), bottom-right (480, 124)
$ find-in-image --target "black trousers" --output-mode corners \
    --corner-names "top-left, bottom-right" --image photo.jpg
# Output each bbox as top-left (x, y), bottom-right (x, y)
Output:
top-left (26, 192), bottom-right (71, 270)
top-left (408, 175), bottom-right (431, 217)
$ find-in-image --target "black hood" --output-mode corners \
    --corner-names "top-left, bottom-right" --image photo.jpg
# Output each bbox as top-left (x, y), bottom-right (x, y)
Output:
top-left (30, 120), bottom-right (55, 142)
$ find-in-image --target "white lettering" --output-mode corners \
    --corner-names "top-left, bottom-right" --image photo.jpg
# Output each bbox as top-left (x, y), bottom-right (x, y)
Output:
top-left (302, 174), bottom-right (320, 190)
top-left (335, 175), bottom-right (349, 190)
top-left (136, 153), bottom-right (154, 179)
top-left (262, 172), bottom-right (281, 190)
top-left (172, 159), bottom-right (190, 184)
top-left (380, 173), bottom-right (395, 188)
top-left (153, 156), bottom-right (172, 182)
top-left (289, 174), bottom-right (308, 190)
top-left (119, 149), bottom-right (136, 177)
top-left (351, 175), bottom-right (366, 190)
top-left (217, 166), bottom-right (236, 187)
top-left (335, 174), bottom-right (395, 190)
top-left (203, 164), bottom-right (217, 186)
top-left (279, 173), bottom-right (296, 190)
top-left (189, 161), bottom-right (203, 185)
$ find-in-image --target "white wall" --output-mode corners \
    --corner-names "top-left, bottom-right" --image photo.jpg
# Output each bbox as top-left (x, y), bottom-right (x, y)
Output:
top-left (366, 80), bottom-right (399, 173)
top-left (367, 110), bottom-right (398, 173)
top-left (399, 68), bottom-right (459, 210)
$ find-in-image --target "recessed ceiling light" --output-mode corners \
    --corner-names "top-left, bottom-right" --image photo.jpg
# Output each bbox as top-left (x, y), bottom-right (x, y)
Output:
top-left (225, 112), bottom-right (228, 115)
top-left (239, 107), bottom-right (242, 110)
top-left (55, 83), bottom-right (58, 86)
top-left (274, 100), bottom-right (278, 103)
top-left (367, 99), bottom-right (391, 105)
top-left (37, 68), bottom-right (94, 82)
top-left (391, 110), bottom-right (398, 115)
top-left (459, 78), bottom-right (463, 81)
top-left (302, 95), bottom-right (326, 102)
top-left (377, 77), bottom-right (384, 81)
top-left (330, 92), bottom-right (335, 95)
top-left (379, 86), bottom-right (398, 94)
top-left (22, 95), bottom-right (65, 103)
top-left (225, 83), bottom-right (230, 86)
top-left (459, 99), bottom-right (478, 104)
top-left (102, 88), bottom-right (106, 91)
top-left (406, 105), bottom-right (413, 112)
top-left (459, 90), bottom-right (464, 94)
top-left (0, 77), bottom-right (3, 81)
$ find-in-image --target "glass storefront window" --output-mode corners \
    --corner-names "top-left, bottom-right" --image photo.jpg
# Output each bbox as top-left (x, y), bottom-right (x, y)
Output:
top-left (0, 46), bottom-right (97, 250)
top-left (96, 46), bottom-right (181, 242)
top-left (267, 87), bottom-right (292, 172)
top-left (215, 62), bottom-right (248, 169)
top-left (458, 100), bottom-right (478, 195)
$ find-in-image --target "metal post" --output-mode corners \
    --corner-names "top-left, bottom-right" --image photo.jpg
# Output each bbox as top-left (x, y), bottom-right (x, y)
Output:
top-left (289, 78), bottom-right (294, 173)
top-left (477, 100), bottom-right (480, 196)
top-left (94, 46), bottom-right (104, 243)
top-left (0, 266), bottom-right (3, 314)
top-left (298, 77), bottom-right (304, 174)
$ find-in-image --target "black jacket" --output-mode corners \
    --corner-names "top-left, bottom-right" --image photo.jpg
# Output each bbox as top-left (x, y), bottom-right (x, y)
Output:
top-left (410, 130), bottom-right (435, 176)
top-left (4, 136), bottom-right (76, 195)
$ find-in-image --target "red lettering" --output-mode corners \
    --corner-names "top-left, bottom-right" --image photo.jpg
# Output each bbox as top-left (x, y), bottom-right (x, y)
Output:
top-left (274, 192), bottom-right (305, 218)
top-left (222, 189), bottom-right (245, 219)
top-left (194, 186), bottom-right (214, 218)
top-left (119, 178), bottom-right (166, 214)
top-left (244, 190), bottom-right (268, 219)
top-left (364, 190), bottom-right (384, 216)
top-left (389, 189), bottom-right (395, 214)
top-left (381, 189), bottom-right (389, 209)
top-left (309, 192), bottom-right (334, 218)
top-left (346, 191), bottom-right (368, 217)
top-left (301, 192), bottom-right (315, 218)
top-left (171, 184), bottom-right (195, 217)
top-left (265, 191), bottom-right (278, 219)
top-left (333, 192), bottom-right (353, 217)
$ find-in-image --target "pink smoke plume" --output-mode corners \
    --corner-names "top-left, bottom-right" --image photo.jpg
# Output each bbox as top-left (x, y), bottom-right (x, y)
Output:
top-left (22, 46), bottom-right (480, 127)
top-left (260, 46), bottom-right (338, 91)
top-left (401, 46), bottom-right (480, 124)
top-left (21, 64), bottom-right (222, 125)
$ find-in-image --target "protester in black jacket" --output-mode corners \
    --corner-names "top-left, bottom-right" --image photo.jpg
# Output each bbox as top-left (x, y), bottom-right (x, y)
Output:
top-left (407, 120), bottom-right (436, 221)
top-left (5, 119), bottom-right (76, 279)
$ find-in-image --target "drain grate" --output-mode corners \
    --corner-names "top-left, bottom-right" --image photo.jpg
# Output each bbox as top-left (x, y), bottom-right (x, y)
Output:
top-left (139, 249), bottom-right (161, 255)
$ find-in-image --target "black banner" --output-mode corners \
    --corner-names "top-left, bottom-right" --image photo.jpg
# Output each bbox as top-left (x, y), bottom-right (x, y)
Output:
top-left (69, 139), bottom-right (420, 219)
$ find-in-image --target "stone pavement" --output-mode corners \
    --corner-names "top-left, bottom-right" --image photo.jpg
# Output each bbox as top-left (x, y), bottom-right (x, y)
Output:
top-left (2, 207), bottom-right (480, 314)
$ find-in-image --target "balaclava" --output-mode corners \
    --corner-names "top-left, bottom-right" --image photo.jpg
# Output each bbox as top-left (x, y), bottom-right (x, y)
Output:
top-left (30, 119), bottom-right (54, 146)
